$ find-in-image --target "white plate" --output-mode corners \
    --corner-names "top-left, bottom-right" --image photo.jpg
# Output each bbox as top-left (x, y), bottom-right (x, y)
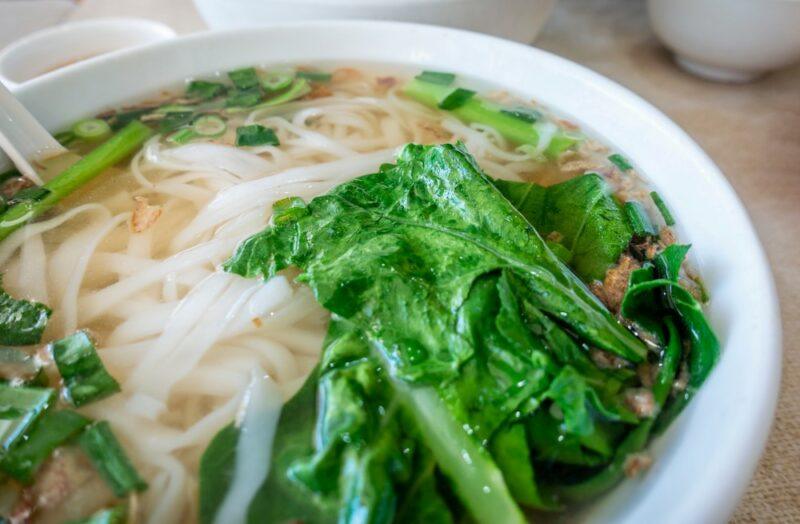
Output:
top-left (9, 22), bottom-right (781, 524)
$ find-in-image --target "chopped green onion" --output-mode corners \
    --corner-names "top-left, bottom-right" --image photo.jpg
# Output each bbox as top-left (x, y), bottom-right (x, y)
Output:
top-left (261, 71), bottom-right (294, 92)
top-left (109, 108), bottom-right (153, 131)
top-left (52, 331), bottom-right (120, 407)
top-left (192, 115), bottom-right (227, 137)
top-left (158, 111), bottom-right (194, 133)
top-left (79, 421), bottom-right (147, 497)
top-left (8, 186), bottom-right (50, 206)
top-left (235, 125), bottom-right (280, 147)
top-left (0, 283), bottom-right (51, 345)
top-left (228, 67), bottom-right (260, 90)
top-left (403, 78), bottom-right (579, 159)
top-left (0, 348), bottom-right (40, 384)
top-left (501, 107), bottom-right (542, 124)
top-left (0, 121), bottom-right (153, 242)
top-left (68, 505), bottom-right (128, 524)
top-left (650, 191), bottom-right (676, 226)
top-left (415, 71), bottom-right (456, 86)
top-left (608, 153), bottom-right (633, 171)
top-left (0, 384), bottom-right (54, 452)
top-left (295, 70), bottom-right (332, 82)
top-left (72, 119), bottom-right (111, 141)
top-left (248, 79), bottom-right (311, 111)
top-left (155, 104), bottom-right (197, 114)
top-left (0, 409), bottom-right (90, 482)
top-left (439, 88), bottom-right (476, 110)
top-left (225, 88), bottom-right (262, 108)
top-left (167, 128), bottom-right (196, 145)
top-left (54, 130), bottom-right (76, 147)
top-left (186, 80), bottom-right (226, 101)
top-left (624, 201), bottom-right (658, 237)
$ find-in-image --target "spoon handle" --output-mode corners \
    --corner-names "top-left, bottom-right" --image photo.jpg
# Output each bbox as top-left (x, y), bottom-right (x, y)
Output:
top-left (0, 81), bottom-right (66, 185)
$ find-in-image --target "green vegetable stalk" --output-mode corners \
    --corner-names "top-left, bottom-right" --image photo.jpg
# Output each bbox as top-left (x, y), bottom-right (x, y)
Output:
top-left (0, 120), bottom-right (153, 242)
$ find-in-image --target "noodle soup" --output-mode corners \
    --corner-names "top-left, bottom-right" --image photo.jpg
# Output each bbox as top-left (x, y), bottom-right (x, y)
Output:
top-left (0, 65), bottom-right (716, 523)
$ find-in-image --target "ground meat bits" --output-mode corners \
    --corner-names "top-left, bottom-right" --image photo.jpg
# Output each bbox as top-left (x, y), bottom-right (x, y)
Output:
top-left (131, 196), bottom-right (162, 233)
top-left (623, 452), bottom-right (653, 478)
top-left (590, 254), bottom-right (641, 313)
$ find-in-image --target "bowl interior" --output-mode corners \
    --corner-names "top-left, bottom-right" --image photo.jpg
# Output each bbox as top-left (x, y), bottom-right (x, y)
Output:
top-left (12, 22), bottom-right (781, 524)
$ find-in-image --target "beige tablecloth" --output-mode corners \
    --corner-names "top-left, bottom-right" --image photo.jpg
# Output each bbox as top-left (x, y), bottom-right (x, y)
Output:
top-left (67, 0), bottom-right (800, 521)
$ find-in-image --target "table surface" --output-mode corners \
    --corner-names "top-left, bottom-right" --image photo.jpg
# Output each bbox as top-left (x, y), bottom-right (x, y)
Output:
top-left (67, 0), bottom-right (800, 521)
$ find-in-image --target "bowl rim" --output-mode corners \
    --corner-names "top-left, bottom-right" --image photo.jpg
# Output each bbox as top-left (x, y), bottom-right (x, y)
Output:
top-left (9, 20), bottom-right (782, 523)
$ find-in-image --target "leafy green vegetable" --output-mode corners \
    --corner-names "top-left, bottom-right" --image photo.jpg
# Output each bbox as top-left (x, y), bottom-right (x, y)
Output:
top-left (0, 281), bottom-right (51, 345)
top-left (0, 384), bottom-right (54, 452)
top-left (608, 153), bottom-right (633, 171)
top-left (439, 88), bottom-right (475, 110)
top-left (403, 79), bottom-right (579, 158)
top-left (79, 421), bottom-right (147, 497)
top-left (225, 87), bottom-right (262, 108)
top-left (249, 78), bottom-right (311, 110)
top-left (186, 79), bottom-right (227, 100)
top-left (415, 71), bottom-right (456, 86)
top-left (501, 107), bottom-right (542, 123)
top-left (158, 111), bottom-right (194, 133)
top-left (0, 409), bottom-right (89, 482)
top-left (52, 331), bottom-right (120, 407)
top-left (8, 186), bottom-right (51, 205)
top-left (235, 125), bottom-right (280, 147)
top-left (228, 67), bottom-right (260, 90)
top-left (495, 173), bottom-right (633, 281)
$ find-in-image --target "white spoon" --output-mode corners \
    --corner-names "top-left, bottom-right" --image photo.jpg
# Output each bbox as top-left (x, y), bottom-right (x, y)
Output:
top-left (0, 80), bottom-right (66, 185)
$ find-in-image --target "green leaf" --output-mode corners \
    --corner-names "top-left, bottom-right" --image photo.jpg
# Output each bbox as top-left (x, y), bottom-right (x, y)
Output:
top-left (0, 282), bottom-right (51, 345)
top-left (495, 173), bottom-right (633, 282)
top-left (158, 111), bottom-right (194, 133)
top-left (79, 421), bottom-right (147, 497)
top-left (439, 88), bottom-right (476, 110)
top-left (235, 125), bottom-right (280, 147)
top-left (52, 331), bottom-right (120, 407)
top-left (186, 79), bottom-right (227, 100)
top-left (228, 67), bottom-right (260, 90)
top-left (0, 409), bottom-right (90, 482)
top-left (225, 143), bottom-right (646, 369)
top-left (225, 87), bottom-right (263, 108)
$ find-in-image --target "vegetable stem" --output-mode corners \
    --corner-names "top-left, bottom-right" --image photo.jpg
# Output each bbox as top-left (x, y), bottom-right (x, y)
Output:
top-left (0, 120), bottom-right (152, 242)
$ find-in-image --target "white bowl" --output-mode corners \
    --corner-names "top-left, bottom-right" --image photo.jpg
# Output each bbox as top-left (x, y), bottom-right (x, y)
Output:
top-left (192, 0), bottom-right (556, 43)
top-left (648, 0), bottom-right (800, 82)
top-left (9, 23), bottom-right (781, 523)
top-left (0, 17), bottom-right (175, 88)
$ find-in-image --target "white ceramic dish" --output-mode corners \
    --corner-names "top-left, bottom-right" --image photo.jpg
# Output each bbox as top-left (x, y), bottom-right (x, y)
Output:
top-left (0, 17), bottom-right (176, 88)
top-left (648, 0), bottom-right (800, 82)
top-left (193, 0), bottom-right (556, 43)
top-left (8, 22), bottom-right (781, 523)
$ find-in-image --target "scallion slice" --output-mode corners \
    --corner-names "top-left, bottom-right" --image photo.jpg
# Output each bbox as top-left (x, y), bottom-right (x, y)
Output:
top-left (159, 111), bottom-right (195, 133)
top-left (167, 128), bottom-right (196, 145)
top-left (0, 384), bottom-right (54, 452)
top-left (247, 78), bottom-right (311, 111)
top-left (235, 125), bottom-right (280, 147)
top-left (186, 80), bottom-right (226, 101)
top-left (72, 119), bottom-right (111, 141)
top-left (650, 191), bottom-right (676, 226)
top-left (624, 201), bottom-right (658, 237)
top-left (0, 282), bottom-right (51, 345)
top-left (295, 70), bottom-right (332, 82)
top-left (228, 67), bottom-right (260, 90)
top-left (415, 71), bottom-right (456, 86)
top-left (225, 88), bottom-right (262, 108)
top-left (439, 88), bottom-right (476, 110)
top-left (608, 153), bottom-right (633, 171)
top-left (79, 421), bottom-right (148, 497)
top-left (261, 71), bottom-right (294, 92)
top-left (52, 331), bottom-right (120, 407)
top-left (0, 409), bottom-right (90, 482)
top-left (192, 115), bottom-right (227, 137)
